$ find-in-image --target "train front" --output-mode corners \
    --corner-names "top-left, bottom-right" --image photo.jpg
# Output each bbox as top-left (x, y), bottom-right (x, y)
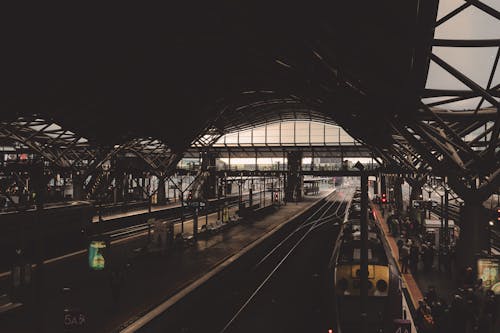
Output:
top-left (333, 221), bottom-right (401, 332)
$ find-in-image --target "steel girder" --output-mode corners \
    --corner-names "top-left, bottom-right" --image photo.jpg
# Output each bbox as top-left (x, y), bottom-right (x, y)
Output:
top-left (366, 0), bottom-right (499, 203)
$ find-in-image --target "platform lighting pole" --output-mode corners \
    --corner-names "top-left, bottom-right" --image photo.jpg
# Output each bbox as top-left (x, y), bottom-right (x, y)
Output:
top-left (217, 177), bottom-right (222, 220)
top-left (193, 207), bottom-right (198, 241)
top-left (263, 177), bottom-right (266, 206)
top-left (440, 192), bottom-right (444, 239)
top-left (205, 175), bottom-right (209, 228)
top-left (352, 160), bottom-right (369, 333)
top-left (428, 192), bottom-right (432, 219)
top-left (259, 178), bottom-right (265, 207)
top-left (179, 178), bottom-right (184, 234)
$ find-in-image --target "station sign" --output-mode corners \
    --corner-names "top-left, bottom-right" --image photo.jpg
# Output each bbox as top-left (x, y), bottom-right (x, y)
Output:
top-left (182, 201), bottom-right (206, 209)
top-left (412, 200), bottom-right (438, 209)
top-left (88, 240), bottom-right (107, 271)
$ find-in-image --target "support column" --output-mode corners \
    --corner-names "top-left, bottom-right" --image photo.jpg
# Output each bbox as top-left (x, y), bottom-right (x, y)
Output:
top-left (360, 172), bottom-right (369, 333)
top-left (285, 151), bottom-right (303, 202)
top-left (114, 170), bottom-right (126, 203)
top-left (72, 173), bottom-right (85, 200)
top-left (393, 176), bottom-right (404, 214)
top-left (408, 177), bottom-right (424, 202)
top-left (380, 174), bottom-right (387, 198)
top-left (455, 202), bottom-right (490, 271)
top-left (249, 178), bottom-right (254, 207)
top-left (157, 176), bottom-right (166, 205)
top-left (407, 176), bottom-right (426, 222)
top-left (201, 152), bottom-right (217, 199)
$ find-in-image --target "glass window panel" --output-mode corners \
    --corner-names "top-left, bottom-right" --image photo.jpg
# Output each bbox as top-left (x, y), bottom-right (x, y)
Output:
top-left (280, 122), bottom-right (294, 143)
top-left (266, 123), bottom-right (280, 144)
top-left (252, 127), bottom-right (266, 144)
top-left (435, 5), bottom-right (500, 40)
top-left (238, 129), bottom-right (252, 144)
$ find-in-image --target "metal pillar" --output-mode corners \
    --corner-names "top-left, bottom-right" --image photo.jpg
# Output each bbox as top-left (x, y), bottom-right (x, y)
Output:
top-left (249, 178), bottom-right (254, 207)
top-left (72, 173), bottom-right (85, 200)
top-left (202, 152), bottom-right (217, 199)
top-left (285, 151), bottom-right (303, 202)
top-left (380, 174), bottom-right (387, 198)
top-left (393, 176), bottom-right (404, 214)
top-left (444, 186), bottom-right (449, 242)
top-left (360, 172), bottom-right (369, 333)
top-left (157, 176), bottom-right (166, 205)
top-left (32, 162), bottom-right (47, 331)
top-left (193, 208), bottom-right (198, 241)
top-left (455, 202), bottom-right (490, 271)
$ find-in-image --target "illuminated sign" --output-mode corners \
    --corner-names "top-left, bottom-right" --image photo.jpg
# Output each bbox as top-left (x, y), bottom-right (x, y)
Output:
top-left (477, 258), bottom-right (500, 294)
top-left (88, 240), bottom-right (107, 270)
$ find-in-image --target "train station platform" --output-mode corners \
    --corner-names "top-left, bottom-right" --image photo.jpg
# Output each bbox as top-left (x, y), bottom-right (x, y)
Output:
top-left (0, 191), bottom-right (332, 333)
top-left (372, 204), bottom-right (500, 333)
top-left (371, 205), bottom-right (424, 307)
top-left (91, 190), bottom-right (257, 223)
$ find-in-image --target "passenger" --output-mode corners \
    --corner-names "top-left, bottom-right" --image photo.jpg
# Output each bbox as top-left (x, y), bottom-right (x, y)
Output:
top-left (463, 266), bottom-right (475, 289)
top-left (422, 243), bottom-right (434, 272)
top-left (396, 237), bottom-right (404, 256)
top-left (416, 300), bottom-right (434, 333)
top-left (483, 289), bottom-right (497, 328)
top-left (464, 288), bottom-right (479, 332)
top-left (400, 240), bottom-right (410, 274)
top-left (440, 298), bottom-right (452, 333)
top-left (425, 286), bottom-right (438, 305)
top-left (410, 242), bottom-right (420, 273)
top-left (430, 298), bottom-right (445, 333)
top-left (450, 294), bottom-right (467, 333)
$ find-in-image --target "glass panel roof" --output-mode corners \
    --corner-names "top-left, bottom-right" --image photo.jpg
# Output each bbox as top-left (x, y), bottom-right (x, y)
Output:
top-left (211, 120), bottom-right (359, 146)
top-left (425, 0), bottom-right (500, 110)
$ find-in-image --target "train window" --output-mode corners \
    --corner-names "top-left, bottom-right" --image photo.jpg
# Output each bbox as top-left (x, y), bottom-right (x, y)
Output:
top-left (353, 248), bottom-right (372, 261)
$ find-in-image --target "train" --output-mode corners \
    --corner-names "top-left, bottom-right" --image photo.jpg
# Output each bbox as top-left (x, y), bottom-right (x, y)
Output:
top-left (329, 188), bottom-right (402, 333)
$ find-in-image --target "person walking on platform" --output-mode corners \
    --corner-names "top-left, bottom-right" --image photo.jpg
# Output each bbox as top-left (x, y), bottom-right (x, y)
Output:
top-left (416, 300), bottom-right (435, 333)
top-left (464, 288), bottom-right (479, 332)
top-left (463, 266), bottom-right (475, 289)
top-left (430, 298), bottom-right (445, 333)
top-left (450, 294), bottom-right (467, 333)
top-left (397, 237), bottom-right (404, 257)
top-left (386, 214), bottom-right (393, 234)
top-left (425, 286), bottom-right (438, 305)
top-left (482, 289), bottom-right (497, 331)
top-left (422, 243), bottom-right (434, 272)
top-left (410, 242), bottom-right (420, 273)
top-left (401, 240), bottom-right (410, 273)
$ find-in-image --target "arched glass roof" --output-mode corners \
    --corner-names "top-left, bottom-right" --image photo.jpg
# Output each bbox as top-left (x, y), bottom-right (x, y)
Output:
top-left (212, 120), bottom-right (359, 147)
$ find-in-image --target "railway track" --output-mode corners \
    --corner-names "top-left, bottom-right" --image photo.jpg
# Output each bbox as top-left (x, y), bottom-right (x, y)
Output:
top-left (127, 187), bottom-right (354, 333)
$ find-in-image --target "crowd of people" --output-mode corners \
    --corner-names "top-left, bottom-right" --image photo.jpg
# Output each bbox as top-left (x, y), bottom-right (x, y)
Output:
top-left (378, 203), bottom-right (499, 332)
top-left (415, 282), bottom-right (498, 333)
